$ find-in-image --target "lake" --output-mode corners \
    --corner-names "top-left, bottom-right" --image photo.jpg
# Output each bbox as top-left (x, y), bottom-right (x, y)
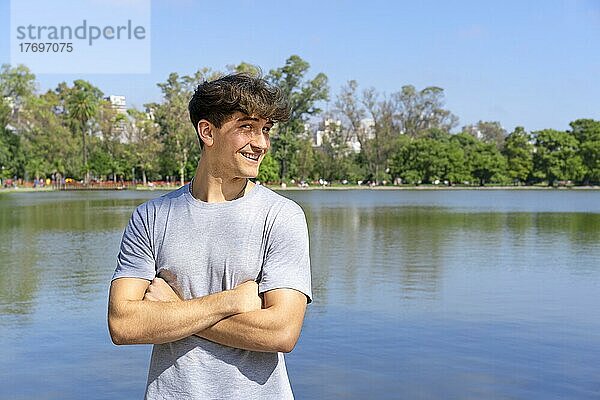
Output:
top-left (0, 188), bottom-right (599, 399)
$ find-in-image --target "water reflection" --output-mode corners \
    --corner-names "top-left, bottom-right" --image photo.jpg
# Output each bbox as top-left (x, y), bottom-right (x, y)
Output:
top-left (303, 204), bottom-right (600, 316)
top-left (2, 191), bottom-right (599, 322)
top-left (0, 227), bottom-right (40, 319)
top-left (0, 190), bottom-right (599, 400)
top-left (0, 192), bottom-right (152, 325)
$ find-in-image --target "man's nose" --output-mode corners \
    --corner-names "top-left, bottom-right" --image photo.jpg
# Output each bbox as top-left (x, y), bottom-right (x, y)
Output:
top-left (251, 132), bottom-right (270, 150)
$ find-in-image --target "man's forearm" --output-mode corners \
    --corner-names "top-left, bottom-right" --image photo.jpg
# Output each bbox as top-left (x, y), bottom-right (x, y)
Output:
top-left (109, 290), bottom-right (238, 345)
top-left (196, 308), bottom-right (295, 353)
top-left (195, 289), bottom-right (307, 353)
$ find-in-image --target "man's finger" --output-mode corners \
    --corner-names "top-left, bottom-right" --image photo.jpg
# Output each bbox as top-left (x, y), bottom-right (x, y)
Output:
top-left (144, 292), bottom-right (158, 301)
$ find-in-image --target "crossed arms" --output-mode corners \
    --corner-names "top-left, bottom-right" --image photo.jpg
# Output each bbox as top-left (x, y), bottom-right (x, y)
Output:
top-left (107, 277), bottom-right (308, 353)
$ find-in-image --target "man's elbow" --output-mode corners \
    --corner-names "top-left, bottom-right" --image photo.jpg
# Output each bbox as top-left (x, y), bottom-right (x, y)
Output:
top-left (108, 314), bottom-right (131, 345)
top-left (107, 304), bottom-right (139, 345)
top-left (110, 331), bottom-right (128, 346)
top-left (278, 340), bottom-right (296, 354)
top-left (276, 328), bottom-right (301, 353)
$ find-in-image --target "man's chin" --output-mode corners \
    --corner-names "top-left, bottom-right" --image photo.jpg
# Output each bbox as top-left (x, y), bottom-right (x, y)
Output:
top-left (243, 165), bottom-right (261, 178)
top-left (239, 171), bottom-right (259, 179)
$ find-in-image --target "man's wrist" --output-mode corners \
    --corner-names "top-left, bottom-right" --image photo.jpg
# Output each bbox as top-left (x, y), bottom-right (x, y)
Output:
top-left (221, 289), bottom-right (242, 316)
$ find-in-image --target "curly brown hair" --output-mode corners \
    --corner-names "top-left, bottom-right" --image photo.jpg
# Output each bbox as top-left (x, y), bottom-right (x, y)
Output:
top-left (189, 73), bottom-right (290, 147)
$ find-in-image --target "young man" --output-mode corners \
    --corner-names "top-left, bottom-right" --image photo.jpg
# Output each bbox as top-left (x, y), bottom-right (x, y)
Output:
top-left (107, 73), bottom-right (312, 399)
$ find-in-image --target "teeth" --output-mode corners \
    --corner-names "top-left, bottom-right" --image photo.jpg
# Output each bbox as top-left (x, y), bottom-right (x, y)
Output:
top-left (242, 153), bottom-right (260, 161)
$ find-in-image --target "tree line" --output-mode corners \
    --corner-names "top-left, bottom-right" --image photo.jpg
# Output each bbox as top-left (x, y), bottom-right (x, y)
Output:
top-left (0, 57), bottom-right (598, 187)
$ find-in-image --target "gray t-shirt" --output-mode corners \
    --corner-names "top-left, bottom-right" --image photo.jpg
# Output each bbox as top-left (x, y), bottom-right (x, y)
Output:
top-left (112, 183), bottom-right (312, 400)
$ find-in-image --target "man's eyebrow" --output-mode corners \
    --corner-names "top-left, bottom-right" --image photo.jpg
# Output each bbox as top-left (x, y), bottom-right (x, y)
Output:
top-left (236, 116), bottom-right (274, 124)
top-left (236, 116), bottom-right (261, 123)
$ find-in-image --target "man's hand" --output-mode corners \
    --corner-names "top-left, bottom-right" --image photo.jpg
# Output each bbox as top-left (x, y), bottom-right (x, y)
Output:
top-left (196, 288), bottom-right (308, 353)
top-left (143, 278), bottom-right (262, 314)
top-left (144, 277), bottom-right (182, 302)
top-left (230, 280), bottom-right (262, 313)
top-left (108, 277), bottom-right (261, 345)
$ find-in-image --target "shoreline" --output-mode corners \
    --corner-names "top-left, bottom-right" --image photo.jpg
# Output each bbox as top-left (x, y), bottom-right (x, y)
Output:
top-left (269, 185), bottom-right (600, 191)
top-left (1, 185), bottom-right (600, 193)
top-left (276, 186), bottom-right (600, 191)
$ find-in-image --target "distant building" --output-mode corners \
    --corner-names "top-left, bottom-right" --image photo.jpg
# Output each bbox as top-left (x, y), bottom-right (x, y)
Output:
top-left (347, 136), bottom-right (361, 153)
top-left (359, 118), bottom-right (375, 140)
top-left (313, 118), bottom-right (342, 147)
top-left (105, 95), bottom-right (128, 140)
top-left (313, 129), bottom-right (324, 147)
top-left (343, 118), bottom-right (375, 153)
top-left (106, 95), bottom-right (127, 115)
top-left (145, 109), bottom-right (155, 121)
top-left (301, 122), bottom-right (312, 140)
top-left (2, 96), bottom-right (18, 124)
top-left (463, 125), bottom-right (483, 140)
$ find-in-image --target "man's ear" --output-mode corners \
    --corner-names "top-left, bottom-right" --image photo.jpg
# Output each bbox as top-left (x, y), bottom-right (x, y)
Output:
top-left (197, 120), bottom-right (215, 148)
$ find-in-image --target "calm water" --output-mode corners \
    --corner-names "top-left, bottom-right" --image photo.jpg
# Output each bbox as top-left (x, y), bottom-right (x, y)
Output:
top-left (1, 189), bottom-right (599, 399)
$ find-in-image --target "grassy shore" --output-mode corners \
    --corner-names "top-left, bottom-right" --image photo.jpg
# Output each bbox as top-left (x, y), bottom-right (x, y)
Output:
top-left (266, 184), bottom-right (600, 191)
top-left (2, 184), bottom-right (599, 194)
top-left (0, 187), bottom-right (55, 193)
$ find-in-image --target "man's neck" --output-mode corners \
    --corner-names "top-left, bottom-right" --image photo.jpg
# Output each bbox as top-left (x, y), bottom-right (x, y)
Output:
top-left (191, 160), bottom-right (253, 203)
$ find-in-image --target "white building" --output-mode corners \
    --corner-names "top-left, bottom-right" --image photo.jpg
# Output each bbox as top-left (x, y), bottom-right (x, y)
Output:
top-left (106, 95), bottom-right (127, 114)
top-left (359, 118), bottom-right (375, 140)
top-left (342, 118), bottom-right (375, 153)
top-left (105, 95), bottom-right (128, 140)
top-left (313, 118), bottom-right (342, 147)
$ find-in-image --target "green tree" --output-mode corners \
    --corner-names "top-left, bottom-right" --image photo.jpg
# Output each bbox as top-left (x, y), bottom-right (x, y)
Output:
top-left (294, 137), bottom-right (316, 182)
top-left (338, 152), bottom-right (366, 183)
top-left (569, 119), bottom-right (600, 185)
top-left (335, 80), bottom-right (366, 145)
top-left (503, 126), bottom-right (533, 185)
top-left (267, 55), bottom-right (329, 181)
top-left (20, 90), bottom-right (78, 181)
top-left (417, 130), bottom-right (470, 185)
top-left (453, 131), bottom-right (507, 186)
top-left (128, 108), bottom-right (163, 185)
top-left (391, 137), bottom-right (448, 185)
top-left (470, 142), bottom-right (507, 185)
top-left (0, 98), bottom-right (20, 181)
top-left (396, 85), bottom-right (458, 138)
top-left (0, 64), bottom-right (37, 181)
top-left (152, 68), bottom-right (220, 185)
top-left (463, 120), bottom-right (507, 150)
top-left (335, 80), bottom-right (371, 180)
top-left (0, 64), bottom-right (36, 127)
top-left (227, 62), bottom-right (262, 76)
top-left (88, 100), bottom-right (125, 181)
top-left (313, 116), bottom-right (355, 182)
top-left (450, 132), bottom-right (481, 185)
top-left (360, 88), bottom-right (404, 183)
top-left (443, 138), bottom-right (470, 185)
top-left (65, 80), bottom-right (103, 183)
top-left (88, 141), bottom-right (114, 181)
top-left (256, 151), bottom-right (280, 183)
top-left (338, 82), bottom-right (458, 184)
top-left (533, 129), bottom-right (584, 186)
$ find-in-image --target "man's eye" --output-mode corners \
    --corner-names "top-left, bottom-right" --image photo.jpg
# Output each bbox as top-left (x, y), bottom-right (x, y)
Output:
top-left (263, 127), bottom-right (271, 134)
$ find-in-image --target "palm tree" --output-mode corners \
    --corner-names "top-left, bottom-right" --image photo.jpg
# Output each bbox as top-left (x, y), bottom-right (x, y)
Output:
top-left (66, 80), bottom-right (101, 184)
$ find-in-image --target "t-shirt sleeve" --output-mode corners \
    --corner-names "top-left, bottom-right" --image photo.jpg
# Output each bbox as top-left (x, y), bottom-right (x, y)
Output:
top-left (112, 205), bottom-right (156, 282)
top-left (259, 203), bottom-right (313, 303)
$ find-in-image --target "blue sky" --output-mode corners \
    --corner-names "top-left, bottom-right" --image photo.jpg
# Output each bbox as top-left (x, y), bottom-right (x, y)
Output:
top-left (1, 0), bottom-right (599, 132)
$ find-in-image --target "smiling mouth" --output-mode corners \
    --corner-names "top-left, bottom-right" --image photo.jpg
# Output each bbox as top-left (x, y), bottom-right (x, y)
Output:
top-left (241, 152), bottom-right (261, 162)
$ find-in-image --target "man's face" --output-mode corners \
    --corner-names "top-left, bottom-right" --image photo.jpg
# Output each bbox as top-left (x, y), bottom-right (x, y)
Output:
top-left (209, 111), bottom-right (273, 179)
